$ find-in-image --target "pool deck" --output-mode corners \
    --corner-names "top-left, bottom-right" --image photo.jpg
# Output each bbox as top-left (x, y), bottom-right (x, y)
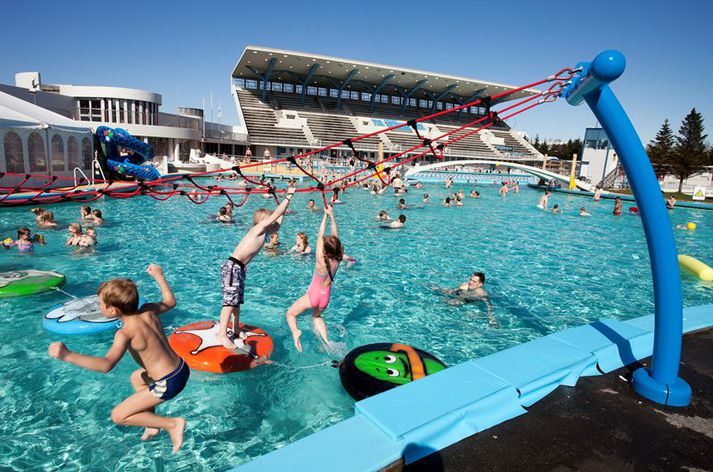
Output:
top-left (406, 327), bottom-right (713, 472)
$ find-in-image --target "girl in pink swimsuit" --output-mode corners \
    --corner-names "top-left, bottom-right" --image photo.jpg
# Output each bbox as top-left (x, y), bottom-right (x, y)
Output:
top-left (286, 206), bottom-right (344, 352)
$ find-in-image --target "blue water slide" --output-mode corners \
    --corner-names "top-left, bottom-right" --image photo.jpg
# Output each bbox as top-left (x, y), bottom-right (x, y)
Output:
top-left (96, 126), bottom-right (161, 180)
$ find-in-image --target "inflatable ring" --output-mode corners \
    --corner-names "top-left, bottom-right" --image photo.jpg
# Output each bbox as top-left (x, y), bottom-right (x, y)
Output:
top-left (169, 321), bottom-right (273, 373)
top-left (339, 343), bottom-right (446, 400)
top-left (43, 295), bottom-right (146, 335)
top-left (0, 270), bottom-right (65, 298)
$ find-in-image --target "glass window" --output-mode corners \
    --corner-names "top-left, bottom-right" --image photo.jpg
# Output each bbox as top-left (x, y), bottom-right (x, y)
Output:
top-left (119, 100), bottom-right (126, 123)
top-left (391, 96), bottom-right (400, 105)
top-left (51, 134), bottom-right (65, 172)
top-left (307, 86), bottom-right (317, 95)
top-left (361, 93), bottom-right (371, 101)
top-left (234, 78), bottom-right (245, 87)
top-left (318, 87), bottom-right (327, 97)
top-left (445, 103), bottom-right (453, 110)
top-left (329, 88), bottom-right (339, 98)
top-left (437, 102), bottom-right (443, 110)
top-left (341, 90), bottom-right (350, 99)
top-left (28, 133), bottom-right (47, 172)
top-left (3, 132), bottom-right (24, 173)
top-left (295, 85), bottom-right (303, 94)
top-left (272, 82), bottom-right (283, 92)
top-left (409, 98), bottom-right (417, 107)
top-left (350, 91), bottom-right (359, 100)
top-left (284, 83), bottom-right (294, 93)
top-left (381, 95), bottom-right (389, 103)
top-left (82, 137), bottom-right (93, 169)
top-left (67, 137), bottom-right (80, 169)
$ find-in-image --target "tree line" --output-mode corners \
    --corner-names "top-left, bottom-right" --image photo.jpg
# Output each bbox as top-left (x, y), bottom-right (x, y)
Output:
top-left (647, 108), bottom-right (712, 192)
top-left (525, 136), bottom-right (583, 161)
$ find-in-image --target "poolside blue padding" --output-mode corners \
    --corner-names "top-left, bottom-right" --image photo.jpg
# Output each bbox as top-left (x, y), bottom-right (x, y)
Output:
top-left (471, 336), bottom-right (597, 407)
top-left (231, 305), bottom-right (713, 471)
top-left (550, 318), bottom-right (653, 374)
top-left (229, 415), bottom-right (402, 472)
top-left (355, 363), bottom-right (525, 463)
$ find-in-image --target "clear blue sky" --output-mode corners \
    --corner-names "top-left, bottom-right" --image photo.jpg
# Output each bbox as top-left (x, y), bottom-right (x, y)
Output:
top-left (2, 0), bottom-right (711, 143)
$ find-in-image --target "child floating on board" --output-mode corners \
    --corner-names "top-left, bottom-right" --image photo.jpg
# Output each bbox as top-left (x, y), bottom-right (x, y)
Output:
top-left (286, 206), bottom-right (343, 352)
top-left (48, 264), bottom-right (188, 453)
top-left (216, 187), bottom-right (296, 350)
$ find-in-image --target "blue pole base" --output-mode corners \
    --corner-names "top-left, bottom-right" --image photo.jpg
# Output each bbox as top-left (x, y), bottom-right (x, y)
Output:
top-left (632, 367), bottom-right (691, 407)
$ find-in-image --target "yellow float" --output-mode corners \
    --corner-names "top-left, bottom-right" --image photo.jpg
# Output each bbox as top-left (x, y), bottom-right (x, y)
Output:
top-left (678, 254), bottom-right (713, 281)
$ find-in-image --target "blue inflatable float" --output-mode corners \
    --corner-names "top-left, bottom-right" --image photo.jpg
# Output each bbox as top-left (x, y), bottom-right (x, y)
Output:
top-left (44, 295), bottom-right (145, 335)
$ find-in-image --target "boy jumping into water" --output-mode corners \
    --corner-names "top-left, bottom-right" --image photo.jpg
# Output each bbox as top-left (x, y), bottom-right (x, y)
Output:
top-left (217, 187), bottom-right (296, 349)
top-left (48, 264), bottom-right (188, 453)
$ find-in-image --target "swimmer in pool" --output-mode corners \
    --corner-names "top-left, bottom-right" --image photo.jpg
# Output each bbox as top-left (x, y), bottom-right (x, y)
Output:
top-left (423, 193), bottom-right (429, 204)
top-left (537, 191), bottom-right (550, 210)
top-left (579, 207), bottom-right (592, 216)
top-left (289, 232), bottom-right (312, 255)
top-left (217, 207), bottom-right (232, 223)
top-left (552, 204), bottom-right (561, 214)
top-left (286, 206), bottom-right (343, 352)
top-left (307, 199), bottom-right (320, 212)
top-left (613, 197), bottom-right (623, 216)
top-left (398, 198), bottom-right (407, 210)
top-left (37, 210), bottom-right (58, 228)
top-left (67, 223), bottom-right (83, 246)
top-left (499, 182), bottom-right (510, 197)
top-left (264, 232), bottom-right (281, 256)
top-left (451, 272), bottom-right (497, 327)
top-left (387, 214), bottom-right (406, 228)
top-left (91, 210), bottom-right (104, 225)
top-left (48, 265), bottom-right (188, 453)
top-left (377, 210), bottom-right (391, 221)
top-left (80, 205), bottom-right (94, 222)
top-left (443, 197), bottom-right (452, 207)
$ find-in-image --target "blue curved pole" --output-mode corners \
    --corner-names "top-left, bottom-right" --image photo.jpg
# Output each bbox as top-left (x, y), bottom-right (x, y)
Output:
top-left (563, 51), bottom-right (691, 406)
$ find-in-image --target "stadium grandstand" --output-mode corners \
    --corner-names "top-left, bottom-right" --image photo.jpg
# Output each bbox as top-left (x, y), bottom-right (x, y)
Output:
top-left (230, 46), bottom-right (544, 167)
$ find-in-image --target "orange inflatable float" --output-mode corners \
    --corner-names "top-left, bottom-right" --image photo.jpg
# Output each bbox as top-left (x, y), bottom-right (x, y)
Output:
top-left (169, 320), bottom-right (273, 373)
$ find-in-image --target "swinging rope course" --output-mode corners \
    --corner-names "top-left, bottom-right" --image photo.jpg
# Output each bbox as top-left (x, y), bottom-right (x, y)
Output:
top-left (0, 67), bottom-right (579, 208)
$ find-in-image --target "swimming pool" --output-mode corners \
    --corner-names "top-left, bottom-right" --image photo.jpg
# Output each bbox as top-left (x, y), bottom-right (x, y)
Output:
top-left (0, 182), bottom-right (711, 470)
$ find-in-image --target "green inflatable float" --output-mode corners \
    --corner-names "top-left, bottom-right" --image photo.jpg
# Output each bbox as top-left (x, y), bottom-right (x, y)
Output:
top-left (339, 343), bottom-right (446, 400)
top-left (0, 270), bottom-right (66, 298)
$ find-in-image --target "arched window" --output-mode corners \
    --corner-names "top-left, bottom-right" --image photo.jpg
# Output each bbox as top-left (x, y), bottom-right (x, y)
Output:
top-left (28, 133), bottom-right (47, 172)
top-left (82, 137), bottom-right (93, 169)
top-left (51, 134), bottom-right (65, 172)
top-left (3, 132), bottom-right (25, 173)
top-left (67, 137), bottom-right (80, 169)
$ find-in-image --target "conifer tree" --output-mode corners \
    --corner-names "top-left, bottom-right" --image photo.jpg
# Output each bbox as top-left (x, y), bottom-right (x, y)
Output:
top-left (647, 119), bottom-right (675, 175)
top-left (672, 108), bottom-right (708, 192)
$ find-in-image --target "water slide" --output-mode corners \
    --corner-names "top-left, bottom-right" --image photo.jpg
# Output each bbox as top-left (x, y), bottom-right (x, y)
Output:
top-left (95, 126), bottom-right (161, 180)
top-left (404, 159), bottom-right (594, 191)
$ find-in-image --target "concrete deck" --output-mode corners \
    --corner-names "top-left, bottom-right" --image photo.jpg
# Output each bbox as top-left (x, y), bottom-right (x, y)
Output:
top-left (406, 328), bottom-right (713, 472)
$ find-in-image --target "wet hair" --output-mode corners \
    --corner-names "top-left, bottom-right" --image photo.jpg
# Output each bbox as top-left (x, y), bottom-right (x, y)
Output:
top-left (472, 272), bottom-right (485, 284)
top-left (69, 223), bottom-right (82, 234)
top-left (399, 198), bottom-right (405, 204)
top-left (31, 207), bottom-right (45, 215)
top-left (445, 197), bottom-right (451, 203)
top-left (17, 226), bottom-right (31, 238)
top-left (398, 214), bottom-right (406, 223)
top-left (423, 194), bottom-right (429, 198)
top-left (297, 232), bottom-right (308, 245)
top-left (322, 235), bottom-right (344, 268)
top-left (580, 207), bottom-right (586, 211)
top-left (92, 209), bottom-right (102, 218)
top-left (553, 204), bottom-right (559, 209)
top-left (308, 199), bottom-right (315, 205)
top-left (85, 227), bottom-right (97, 237)
top-left (378, 210), bottom-right (388, 218)
top-left (80, 205), bottom-right (91, 215)
top-left (253, 208), bottom-right (272, 226)
top-left (97, 279), bottom-right (139, 315)
top-left (219, 207), bottom-right (228, 216)
top-left (39, 211), bottom-right (55, 222)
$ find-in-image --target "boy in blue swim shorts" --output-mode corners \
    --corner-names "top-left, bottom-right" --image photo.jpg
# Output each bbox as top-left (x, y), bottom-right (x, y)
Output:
top-left (48, 264), bottom-right (189, 454)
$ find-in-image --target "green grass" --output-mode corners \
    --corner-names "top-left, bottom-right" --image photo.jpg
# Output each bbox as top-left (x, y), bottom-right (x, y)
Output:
top-left (611, 189), bottom-right (707, 203)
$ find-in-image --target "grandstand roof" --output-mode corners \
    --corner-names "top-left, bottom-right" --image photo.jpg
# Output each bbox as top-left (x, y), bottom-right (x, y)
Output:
top-left (231, 46), bottom-right (539, 105)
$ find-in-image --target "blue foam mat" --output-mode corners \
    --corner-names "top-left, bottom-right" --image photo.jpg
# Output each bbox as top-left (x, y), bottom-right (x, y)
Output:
top-left (231, 305), bottom-right (713, 471)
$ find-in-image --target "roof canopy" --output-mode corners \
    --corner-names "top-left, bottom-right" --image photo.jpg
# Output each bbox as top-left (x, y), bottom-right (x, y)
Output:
top-left (231, 46), bottom-right (539, 105)
top-left (0, 91), bottom-right (90, 132)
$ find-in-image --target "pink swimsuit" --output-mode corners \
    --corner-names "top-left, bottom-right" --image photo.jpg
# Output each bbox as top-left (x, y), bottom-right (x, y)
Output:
top-left (307, 262), bottom-right (338, 310)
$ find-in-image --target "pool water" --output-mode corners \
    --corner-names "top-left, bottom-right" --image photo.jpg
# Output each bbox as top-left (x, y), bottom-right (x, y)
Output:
top-left (0, 183), bottom-right (711, 470)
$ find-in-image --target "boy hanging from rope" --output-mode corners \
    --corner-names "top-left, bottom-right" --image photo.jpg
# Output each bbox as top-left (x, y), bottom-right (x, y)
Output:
top-left (216, 187), bottom-right (296, 349)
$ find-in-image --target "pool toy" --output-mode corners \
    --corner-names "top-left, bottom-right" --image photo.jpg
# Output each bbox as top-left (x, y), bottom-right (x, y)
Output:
top-left (629, 206), bottom-right (639, 214)
top-left (0, 270), bottom-right (66, 298)
top-left (1, 237), bottom-right (14, 248)
top-left (678, 255), bottom-right (713, 281)
top-left (169, 320), bottom-right (273, 373)
top-left (686, 222), bottom-right (696, 230)
top-left (43, 294), bottom-right (146, 335)
top-left (339, 343), bottom-right (446, 400)
top-left (96, 126), bottom-right (161, 181)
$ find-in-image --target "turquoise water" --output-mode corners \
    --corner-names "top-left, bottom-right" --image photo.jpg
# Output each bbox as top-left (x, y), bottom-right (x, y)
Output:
top-left (0, 183), bottom-right (712, 470)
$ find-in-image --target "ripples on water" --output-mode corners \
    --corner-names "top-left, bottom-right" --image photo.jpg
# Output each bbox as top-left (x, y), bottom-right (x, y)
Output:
top-left (0, 182), bottom-right (711, 469)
